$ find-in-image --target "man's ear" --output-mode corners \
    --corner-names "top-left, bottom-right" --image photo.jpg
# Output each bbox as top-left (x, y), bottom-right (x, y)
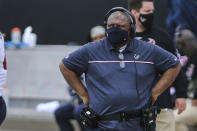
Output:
top-left (131, 9), bottom-right (138, 19)
top-left (131, 9), bottom-right (136, 15)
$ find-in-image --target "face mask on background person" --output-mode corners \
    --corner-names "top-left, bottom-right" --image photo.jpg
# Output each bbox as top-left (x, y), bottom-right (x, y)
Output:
top-left (106, 27), bottom-right (129, 45)
top-left (138, 13), bottom-right (154, 29)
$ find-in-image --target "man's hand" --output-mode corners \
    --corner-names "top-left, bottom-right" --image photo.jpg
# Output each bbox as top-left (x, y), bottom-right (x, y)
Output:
top-left (151, 64), bottom-right (182, 105)
top-left (151, 93), bottom-right (159, 105)
top-left (59, 62), bottom-right (90, 106)
top-left (175, 98), bottom-right (186, 114)
top-left (192, 99), bottom-right (197, 107)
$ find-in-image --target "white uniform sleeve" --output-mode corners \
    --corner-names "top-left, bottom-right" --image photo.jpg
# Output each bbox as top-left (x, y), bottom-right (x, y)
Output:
top-left (0, 33), bottom-right (7, 95)
top-left (0, 34), bottom-right (5, 66)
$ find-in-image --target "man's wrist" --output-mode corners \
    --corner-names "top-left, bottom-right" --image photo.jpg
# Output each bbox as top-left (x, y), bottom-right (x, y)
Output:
top-left (79, 90), bottom-right (89, 98)
top-left (151, 88), bottom-right (160, 98)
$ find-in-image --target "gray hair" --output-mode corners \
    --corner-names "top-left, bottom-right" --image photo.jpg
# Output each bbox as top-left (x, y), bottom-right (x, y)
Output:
top-left (107, 11), bottom-right (132, 25)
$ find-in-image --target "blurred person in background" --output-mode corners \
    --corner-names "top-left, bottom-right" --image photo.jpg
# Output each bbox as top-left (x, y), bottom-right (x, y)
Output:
top-left (88, 25), bottom-right (105, 42)
top-left (166, 0), bottom-right (197, 40)
top-left (174, 26), bottom-right (197, 131)
top-left (129, 0), bottom-right (187, 131)
top-left (54, 80), bottom-right (86, 131)
top-left (54, 25), bottom-right (105, 131)
top-left (0, 33), bottom-right (7, 126)
top-left (166, 0), bottom-right (197, 130)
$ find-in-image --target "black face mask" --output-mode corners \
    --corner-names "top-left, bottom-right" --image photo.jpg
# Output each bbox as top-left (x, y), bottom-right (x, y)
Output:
top-left (106, 27), bottom-right (129, 45)
top-left (139, 13), bottom-right (154, 29)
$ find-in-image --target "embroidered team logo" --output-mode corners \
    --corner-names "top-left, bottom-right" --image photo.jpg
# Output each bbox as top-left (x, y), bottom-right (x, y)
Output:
top-left (134, 54), bottom-right (140, 60)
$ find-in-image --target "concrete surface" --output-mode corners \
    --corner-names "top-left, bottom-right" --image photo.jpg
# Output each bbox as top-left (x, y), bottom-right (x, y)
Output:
top-left (1, 45), bottom-right (81, 131)
top-left (6, 45), bottom-right (80, 102)
top-left (0, 108), bottom-right (80, 131)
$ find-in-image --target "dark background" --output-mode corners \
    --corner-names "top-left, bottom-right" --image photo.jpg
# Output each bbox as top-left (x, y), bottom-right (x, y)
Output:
top-left (0, 0), bottom-right (168, 45)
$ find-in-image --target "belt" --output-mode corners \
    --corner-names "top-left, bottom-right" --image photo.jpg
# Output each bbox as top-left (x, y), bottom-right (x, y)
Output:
top-left (99, 111), bottom-right (142, 121)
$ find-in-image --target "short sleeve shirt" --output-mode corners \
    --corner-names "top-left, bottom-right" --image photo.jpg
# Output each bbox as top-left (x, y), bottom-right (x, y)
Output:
top-left (62, 38), bottom-right (179, 130)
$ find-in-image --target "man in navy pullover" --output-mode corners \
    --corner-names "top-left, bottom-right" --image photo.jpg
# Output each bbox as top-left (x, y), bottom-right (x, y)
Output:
top-left (59, 7), bottom-right (181, 131)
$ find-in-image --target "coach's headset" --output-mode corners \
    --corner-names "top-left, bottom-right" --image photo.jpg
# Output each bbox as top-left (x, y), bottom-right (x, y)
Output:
top-left (104, 7), bottom-right (136, 37)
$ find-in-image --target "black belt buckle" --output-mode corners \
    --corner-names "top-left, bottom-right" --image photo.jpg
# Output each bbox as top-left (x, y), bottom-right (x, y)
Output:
top-left (120, 112), bottom-right (128, 121)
